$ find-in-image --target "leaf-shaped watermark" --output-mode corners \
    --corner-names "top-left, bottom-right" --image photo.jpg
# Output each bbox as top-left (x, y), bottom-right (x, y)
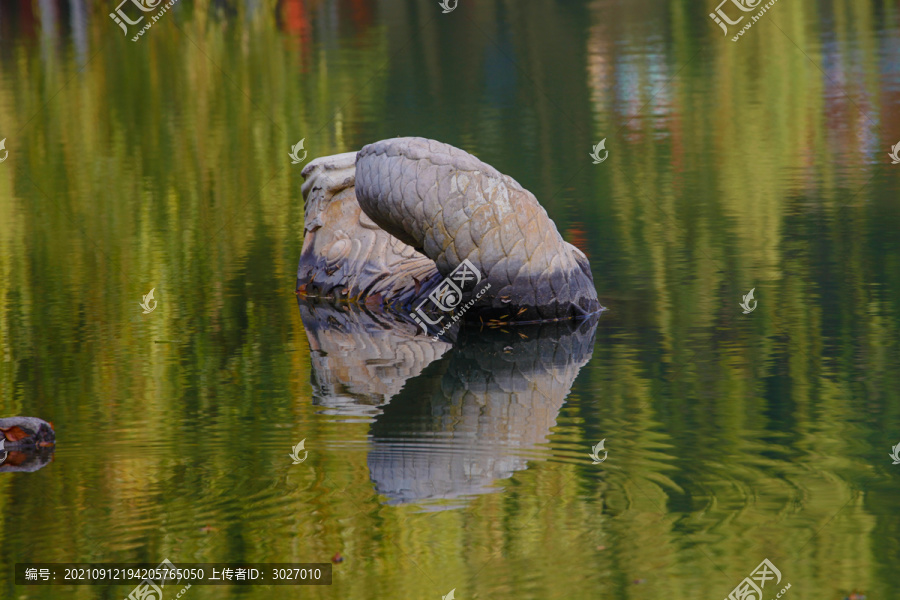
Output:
top-left (290, 439), bottom-right (308, 464)
top-left (588, 439), bottom-right (608, 464)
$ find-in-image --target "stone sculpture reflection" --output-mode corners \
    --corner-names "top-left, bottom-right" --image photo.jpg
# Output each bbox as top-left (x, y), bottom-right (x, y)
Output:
top-left (298, 301), bottom-right (598, 508)
top-left (299, 301), bottom-right (452, 416)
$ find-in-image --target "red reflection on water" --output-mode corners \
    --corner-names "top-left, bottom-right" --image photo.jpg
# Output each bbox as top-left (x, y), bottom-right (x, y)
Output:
top-left (345, 0), bottom-right (372, 31)
top-left (566, 225), bottom-right (590, 258)
top-left (279, 0), bottom-right (312, 69)
top-left (2, 0), bottom-right (39, 40)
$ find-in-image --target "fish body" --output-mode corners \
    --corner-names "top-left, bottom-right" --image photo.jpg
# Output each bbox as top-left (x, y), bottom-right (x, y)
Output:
top-left (354, 137), bottom-right (602, 323)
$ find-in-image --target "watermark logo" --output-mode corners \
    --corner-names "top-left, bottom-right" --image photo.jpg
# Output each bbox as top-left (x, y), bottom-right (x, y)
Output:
top-left (132, 0), bottom-right (162, 9)
top-left (724, 559), bottom-right (789, 600)
top-left (289, 139), bottom-right (307, 164)
top-left (740, 288), bottom-right (757, 314)
top-left (711, 0), bottom-right (781, 41)
top-left (438, 0), bottom-right (458, 13)
top-left (589, 439), bottom-right (608, 464)
top-left (140, 288), bottom-right (158, 314)
top-left (110, 0), bottom-right (179, 42)
top-left (890, 443), bottom-right (900, 465)
top-left (0, 138), bottom-right (8, 163)
top-left (124, 558), bottom-right (191, 600)
top-left (590, 139), bottom-right (608, 164)
top-left (110, 0), bottom-right (158, 34)
top-left (410, 259), bottom-right (491, 339)
top-left (289, 439), bottom-right (308, 464)
top-left (889, 142), bottom-right (900, 164)
top-left (709, 0), bottom-right (760, 35)
top-left (442, 589), bottom-right (456, 600)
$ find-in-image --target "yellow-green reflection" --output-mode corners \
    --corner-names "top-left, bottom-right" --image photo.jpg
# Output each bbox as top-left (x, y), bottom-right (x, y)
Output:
top-left (0, 0), bottom-right (898, 599)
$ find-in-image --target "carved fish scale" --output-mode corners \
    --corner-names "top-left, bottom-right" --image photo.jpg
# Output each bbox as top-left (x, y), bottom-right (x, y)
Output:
top-left (354, 137), bottom-right (600, 321)
top-left (297, 138), bottom-right (600, 323)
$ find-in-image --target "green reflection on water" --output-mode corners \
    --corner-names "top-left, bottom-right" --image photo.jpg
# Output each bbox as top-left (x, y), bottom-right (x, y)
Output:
top-left (1, 0), bottom-right (899, 599)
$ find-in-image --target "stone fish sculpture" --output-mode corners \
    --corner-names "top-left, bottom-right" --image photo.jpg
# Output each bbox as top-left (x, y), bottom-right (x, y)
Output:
top-left (297, 137), bottom-right (601, 327)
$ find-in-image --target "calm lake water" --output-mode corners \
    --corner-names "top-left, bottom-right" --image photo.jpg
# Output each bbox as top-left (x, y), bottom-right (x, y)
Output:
top-left (2, 0), bottom-right (900, 599)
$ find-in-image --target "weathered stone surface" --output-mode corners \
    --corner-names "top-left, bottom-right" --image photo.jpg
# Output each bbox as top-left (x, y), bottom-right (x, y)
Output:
top-left (355, 137), bottom-right (600, 321)
top-left (297, 152), bottom-right (441, 308)
top-left (297, 138), bottom-right (601, 323)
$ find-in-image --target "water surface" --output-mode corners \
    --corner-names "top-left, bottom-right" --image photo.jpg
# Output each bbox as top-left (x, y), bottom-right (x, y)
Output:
top-left (1, 1), bottom-right (899, 599)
